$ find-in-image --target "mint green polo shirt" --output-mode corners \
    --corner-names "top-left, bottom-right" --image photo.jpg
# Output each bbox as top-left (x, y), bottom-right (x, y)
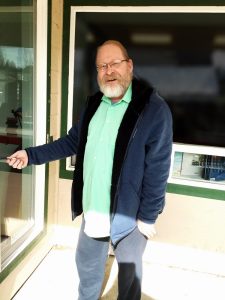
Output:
top-left (82, 84), bottom-right (132, 237)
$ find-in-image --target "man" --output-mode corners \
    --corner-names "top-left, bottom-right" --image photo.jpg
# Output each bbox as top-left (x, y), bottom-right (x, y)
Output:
top-left (7, 40), bottom-right (173, 300)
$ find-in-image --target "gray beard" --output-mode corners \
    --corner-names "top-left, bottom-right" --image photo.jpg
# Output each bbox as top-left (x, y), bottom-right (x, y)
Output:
top-left (100, 84), bottom-right (125, 99)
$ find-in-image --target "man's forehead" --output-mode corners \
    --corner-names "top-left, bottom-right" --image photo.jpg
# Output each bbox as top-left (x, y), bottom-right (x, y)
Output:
top-left (96, 44), bottom-right (123, 61)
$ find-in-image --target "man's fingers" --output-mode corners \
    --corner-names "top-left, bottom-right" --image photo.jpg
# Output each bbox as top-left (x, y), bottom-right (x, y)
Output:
top-left (8, 157), bottom-right (24, 169)
top-left (17, 160), bottom-right (24, 169)
top-left (6, 150), bottom-right (28, 169)
top-left (137, 220), bottom-right (157, 239)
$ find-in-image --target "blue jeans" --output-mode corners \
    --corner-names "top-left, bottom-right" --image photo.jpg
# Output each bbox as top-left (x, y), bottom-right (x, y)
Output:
top-left (75, 219), bottom-right (147, 300)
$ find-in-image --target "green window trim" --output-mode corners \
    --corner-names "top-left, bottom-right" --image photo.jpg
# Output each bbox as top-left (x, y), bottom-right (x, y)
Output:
top-left (167, 183), bottom-right (225, 201)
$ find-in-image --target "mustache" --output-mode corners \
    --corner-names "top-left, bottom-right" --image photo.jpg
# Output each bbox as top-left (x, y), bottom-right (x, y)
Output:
top-left (103, 74), bottom-right (121, 82)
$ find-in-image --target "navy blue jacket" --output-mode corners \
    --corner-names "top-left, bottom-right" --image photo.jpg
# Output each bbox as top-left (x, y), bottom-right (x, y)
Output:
top-left (26, 78), bottom-right (173, 245)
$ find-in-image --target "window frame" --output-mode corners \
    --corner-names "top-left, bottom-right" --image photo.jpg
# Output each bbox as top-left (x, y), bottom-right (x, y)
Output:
top-left (0, 0), bottom-right (48, 275)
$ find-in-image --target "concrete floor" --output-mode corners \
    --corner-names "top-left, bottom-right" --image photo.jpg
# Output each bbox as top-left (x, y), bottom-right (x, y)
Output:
top-left (12, 241), bottom-right (225, 300)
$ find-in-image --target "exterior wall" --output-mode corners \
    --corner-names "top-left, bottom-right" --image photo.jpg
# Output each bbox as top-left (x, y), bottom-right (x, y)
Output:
top-left (56, 179), bottom-right (82, 247)
top-left (47, 0), bottom-right (64, 228)
top-left (156, 193), bottom-right (225, 253)
top-left (57, 178), bottom-right (225, 254)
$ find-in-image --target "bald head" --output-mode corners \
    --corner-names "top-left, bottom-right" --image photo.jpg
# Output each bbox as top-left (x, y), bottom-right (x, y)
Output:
top-left (96, 40), bottom-right (130, 62)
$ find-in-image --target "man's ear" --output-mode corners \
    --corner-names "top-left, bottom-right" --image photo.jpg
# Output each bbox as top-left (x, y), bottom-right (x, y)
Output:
top-left (128, 59), bottom-right (133, 73)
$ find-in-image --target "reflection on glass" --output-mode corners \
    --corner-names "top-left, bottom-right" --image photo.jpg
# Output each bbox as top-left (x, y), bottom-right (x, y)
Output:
top-left (0, 3), bottom-right (34, 269)
top-left (172, 152), bottom-right (225, 183)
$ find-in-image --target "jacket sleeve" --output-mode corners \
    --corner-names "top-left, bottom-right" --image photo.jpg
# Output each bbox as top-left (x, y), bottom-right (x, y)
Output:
top-left (26, 122), bottom-right (80, 165)
top-left (137, 98), bottom-right (173, 224)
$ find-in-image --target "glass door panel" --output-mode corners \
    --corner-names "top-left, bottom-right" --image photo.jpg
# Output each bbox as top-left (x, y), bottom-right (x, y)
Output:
top-left (0, 1), bottom-right (47, 271)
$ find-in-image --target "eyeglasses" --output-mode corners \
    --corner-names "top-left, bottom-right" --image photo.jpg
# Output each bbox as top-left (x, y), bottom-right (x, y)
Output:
top-left (96, 59), bottom-right (129, 72)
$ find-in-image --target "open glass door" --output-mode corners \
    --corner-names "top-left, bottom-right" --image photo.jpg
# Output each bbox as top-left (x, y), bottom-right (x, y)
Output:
top-left (0, 0), bottom-right (47, 271)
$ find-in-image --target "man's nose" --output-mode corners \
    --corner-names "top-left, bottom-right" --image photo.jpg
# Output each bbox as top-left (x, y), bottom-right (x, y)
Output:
top-left (105, 65), bottom-right (113, 75)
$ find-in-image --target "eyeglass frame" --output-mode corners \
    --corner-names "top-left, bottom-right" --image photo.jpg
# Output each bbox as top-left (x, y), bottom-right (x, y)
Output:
top-left (96, 59), bottom-right (129, 72)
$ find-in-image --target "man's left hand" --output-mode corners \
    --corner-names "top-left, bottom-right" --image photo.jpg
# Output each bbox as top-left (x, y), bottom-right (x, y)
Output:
top-left (137, 219), bottom-right (156, 239)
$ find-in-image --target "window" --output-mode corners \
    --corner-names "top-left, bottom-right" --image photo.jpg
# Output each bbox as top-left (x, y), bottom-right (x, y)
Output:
top-left (64, 6), bottom-right (225, 173)
top-left (169, 144), bottom-right (225, 190)
top-left (0, 1), bottom-right (47, 271)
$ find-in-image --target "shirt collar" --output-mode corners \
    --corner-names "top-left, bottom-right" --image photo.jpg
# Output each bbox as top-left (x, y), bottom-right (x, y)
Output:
top-left (102, 83), bottom-right (132, 105)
